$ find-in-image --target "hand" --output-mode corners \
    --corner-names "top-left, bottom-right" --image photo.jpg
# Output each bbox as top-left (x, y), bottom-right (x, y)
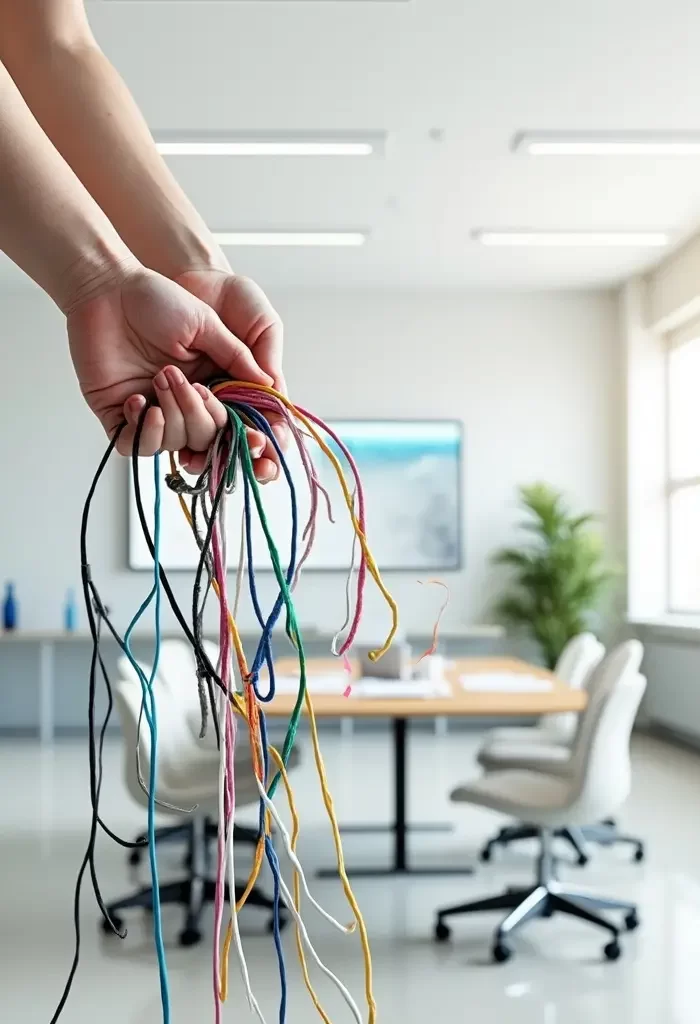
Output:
top-left (67, 266), bottom-right (276, 480)
top-left (176, 269), bottom-right (288, 472)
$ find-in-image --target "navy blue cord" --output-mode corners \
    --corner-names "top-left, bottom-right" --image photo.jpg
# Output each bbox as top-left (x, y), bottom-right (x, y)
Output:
top-left (235, 404), bottom-right (299, 701)
top-left (264, 835), bottom-right (287, 1024)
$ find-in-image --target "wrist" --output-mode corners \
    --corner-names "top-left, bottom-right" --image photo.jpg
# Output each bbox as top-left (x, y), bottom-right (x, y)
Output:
top-left (165, 230), bottom-right (231, 279)
top-left (58, 243), bottom-right (141, 316)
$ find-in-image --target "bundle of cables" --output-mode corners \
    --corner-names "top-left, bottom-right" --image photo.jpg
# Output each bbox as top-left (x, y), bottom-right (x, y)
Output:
top-left (50, 380), bottom-right (401, 1024)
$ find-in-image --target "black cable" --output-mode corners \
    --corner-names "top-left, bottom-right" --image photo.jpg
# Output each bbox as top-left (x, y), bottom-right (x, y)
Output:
top-left (50, 426), bottom-right (127, 1023)
top-left (51, 404), bottom-right (246, 1022)
top-left (130, 414), bottom-right (225, 695)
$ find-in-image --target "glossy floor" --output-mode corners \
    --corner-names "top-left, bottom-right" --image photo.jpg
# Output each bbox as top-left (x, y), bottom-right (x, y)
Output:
top-left (1, 729), bottom-right (699, 1023)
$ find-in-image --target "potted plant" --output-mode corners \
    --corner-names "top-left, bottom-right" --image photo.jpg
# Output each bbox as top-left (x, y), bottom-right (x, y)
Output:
top-left (492, 483), bottom-right (614, 668)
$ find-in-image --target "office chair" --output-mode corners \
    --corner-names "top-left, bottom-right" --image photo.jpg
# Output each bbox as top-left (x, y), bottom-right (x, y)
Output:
top-left (119, 641), bottom-right (301, 869)
top-left (106, 676), bottom-right (284, 946)
top-left (477, 638), bottom-right (644, 867)
top-left (434, 639), bottom-right (645, 963)
top-left (482, 633), bottom-right (604, 748)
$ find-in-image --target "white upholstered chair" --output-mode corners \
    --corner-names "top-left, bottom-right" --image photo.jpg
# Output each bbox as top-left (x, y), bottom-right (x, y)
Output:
top-left (106, 674), bottom-right (279, 946)
top-left (434, 639), bottom-right (645, 963)
top-left (477, 638), bottom-right (645, 866)
top-left (482, 632), bottom-right (604, 750)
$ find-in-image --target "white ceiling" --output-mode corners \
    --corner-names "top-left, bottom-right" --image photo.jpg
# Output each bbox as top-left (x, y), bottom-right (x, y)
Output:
top-left (8, 0), bottom-right (700, 291)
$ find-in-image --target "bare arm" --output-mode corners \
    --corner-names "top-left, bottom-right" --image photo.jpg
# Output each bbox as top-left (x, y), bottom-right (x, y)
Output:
top-left (0, 0), bottom-right (287, 467)
top-left (0, 54), bottom-right (136, 309)
top-left (0, 0), bottom-right (229, 280)
top-left (0, 53), bottom-right (271, 469)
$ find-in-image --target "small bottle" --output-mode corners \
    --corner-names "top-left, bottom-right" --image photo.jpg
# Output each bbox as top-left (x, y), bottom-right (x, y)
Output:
top-left (64, 588), bottom-right (77, 633)
top-left (3, 582), bottom-right (17, 631)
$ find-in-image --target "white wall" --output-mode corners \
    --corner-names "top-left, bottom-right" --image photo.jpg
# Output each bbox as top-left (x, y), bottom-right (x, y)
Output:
top-left (0, 285), bottom-right (622, 642)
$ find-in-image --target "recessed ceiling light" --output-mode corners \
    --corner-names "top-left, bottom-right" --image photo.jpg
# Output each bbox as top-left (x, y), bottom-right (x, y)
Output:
top-left (212, 232), bottom-right (367, 247)
top-left (514, 132), bottom-right (700, 156)
top-left (156, 133), bottom-right (385, 157)
top-left (473, 230), bottom-right (670, 248)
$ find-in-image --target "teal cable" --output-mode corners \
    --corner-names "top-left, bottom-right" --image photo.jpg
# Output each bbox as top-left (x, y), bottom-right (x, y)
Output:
top-left (122, 454), bottom-right (170, 1022)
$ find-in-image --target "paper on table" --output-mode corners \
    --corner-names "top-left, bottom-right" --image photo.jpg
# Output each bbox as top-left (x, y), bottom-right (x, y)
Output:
top-left (271, 674), bottom-right (348, 695)
top-left (460, 673), bottom-right (552, 693)
top-left (353, 678), bottom-right (451, 699)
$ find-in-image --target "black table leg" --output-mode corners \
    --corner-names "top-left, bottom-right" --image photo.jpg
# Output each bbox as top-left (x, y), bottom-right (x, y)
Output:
top-left (317, 717), bottom-right (473, 878)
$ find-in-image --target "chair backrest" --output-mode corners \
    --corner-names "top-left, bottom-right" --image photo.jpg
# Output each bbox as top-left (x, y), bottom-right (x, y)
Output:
top-left (114, 677), bottom-right (157, 809)
top-left (565, 638), bottom-right (645, 824)
top-left (539, 632), bottom-right (605, 741)
top-left (119, 639), bottom-right (223, 739)
top-left (114, 672), bottom-right (219, 807)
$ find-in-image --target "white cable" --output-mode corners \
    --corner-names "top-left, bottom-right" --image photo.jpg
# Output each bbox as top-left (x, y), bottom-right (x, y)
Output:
top-left (267, 857), bottom-right (364, 1024)
top-left (252, 731), bottom-right (363, 1023)
top-left (253, 770), bottom-right (354, 935)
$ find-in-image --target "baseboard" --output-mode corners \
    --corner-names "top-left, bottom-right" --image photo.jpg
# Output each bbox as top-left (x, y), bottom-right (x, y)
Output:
top-left (642, 720), bottom-right (700, 754)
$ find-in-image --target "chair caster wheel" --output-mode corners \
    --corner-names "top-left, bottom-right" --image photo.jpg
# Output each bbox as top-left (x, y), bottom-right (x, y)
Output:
top-left (625, 910), bottom-right (639, 931)
top-left (128, 851), bottom-right (141, 867)
top-left (576, 854), bottom-right (589, 867)
top-left (634, 847), bottom-right (645, 863)
top-left (179, 927), bottom-right (202, 947)
top-left (479, 845), bottom-right (493, 863)
top-left (434, 920), bottom-right (451, 942)
top-left (101, 914), bottom-right (123, 935)
top-left (492, 941), bottom-right (512, 963)
top-left (604, 940), bottom-right (621, 961)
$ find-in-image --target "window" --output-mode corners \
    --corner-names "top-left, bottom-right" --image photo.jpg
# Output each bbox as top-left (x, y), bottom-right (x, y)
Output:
top-left (667, 333), bottom-right (700, 612)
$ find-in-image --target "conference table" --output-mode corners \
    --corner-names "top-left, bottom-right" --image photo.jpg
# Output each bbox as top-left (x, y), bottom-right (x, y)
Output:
top-left (265, 656), bottom-right (587, 878)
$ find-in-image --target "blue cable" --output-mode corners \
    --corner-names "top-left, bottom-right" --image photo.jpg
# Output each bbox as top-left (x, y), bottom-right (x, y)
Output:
top-left (236, 404), bottom-right (298, 701)
top-left (122, 455), bottom-right (170, 1022)
top-left (230, 409), bottom-right (294, 1023)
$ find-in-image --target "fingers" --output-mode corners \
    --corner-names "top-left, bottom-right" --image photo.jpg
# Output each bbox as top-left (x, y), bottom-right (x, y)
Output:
top-left (195, 311), bottom-right (274, 387)
top-left (117, 396), bottom-right (164, 457)
top-left (118, 372), bottom-right (228, 459)
top-left (179, 425), bottom-right (278, 484)
top-left (154, 368), bottom-right (187, 451)
top-left (153, 371), bottom-right (226, 454)
top-left (119, 372), bottom-right (280, 485)
top-left (254, 457), bottom-right (279, 484)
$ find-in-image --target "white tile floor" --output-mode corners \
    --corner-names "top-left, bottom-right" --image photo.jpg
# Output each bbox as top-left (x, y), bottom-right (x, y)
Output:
top-left (1, 728), bottom-right (700, 1023)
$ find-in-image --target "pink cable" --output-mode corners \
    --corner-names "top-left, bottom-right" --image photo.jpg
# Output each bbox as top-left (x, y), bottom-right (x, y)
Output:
top-left (213, 386), bottom-right (371, 653)
top-left (216, 386), bottom-right (334, 584)
top-left (294, 408), bottom-right (368, 654)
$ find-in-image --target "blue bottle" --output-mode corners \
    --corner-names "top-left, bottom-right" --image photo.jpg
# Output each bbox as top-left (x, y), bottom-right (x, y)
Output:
top-left (64, 588), bottom-right (77, 633)
top-left (3, 582), bottom-right (17, 631)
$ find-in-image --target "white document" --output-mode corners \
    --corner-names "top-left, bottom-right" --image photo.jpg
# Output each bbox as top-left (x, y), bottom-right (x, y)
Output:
top-left (460, 672), bottom-right (552, 693)
top-left (270, 673), bottom-right (348, 695)
top-left (353, 678), bottom-right (452, 699)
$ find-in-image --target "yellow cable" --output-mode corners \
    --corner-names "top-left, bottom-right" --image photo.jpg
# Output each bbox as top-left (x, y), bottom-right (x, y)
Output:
top-left (168, 401), bottom-right (387, 1021)
top-left (211, 381), bottom-right (399, 661)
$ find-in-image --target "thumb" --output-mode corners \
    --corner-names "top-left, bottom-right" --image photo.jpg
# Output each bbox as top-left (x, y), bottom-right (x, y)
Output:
top-left (194, 310), bottom-right (273, 386)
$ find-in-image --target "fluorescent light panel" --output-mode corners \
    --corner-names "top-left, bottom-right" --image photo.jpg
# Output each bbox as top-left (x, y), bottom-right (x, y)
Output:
top-left (474, 230), bottom-right (670, 248)
top-left (515, 132), bottom-right (700, 156)
top-left (212, 232), bottom-right (367, 247)
top-left (156, 133), bottom-right (385, 157)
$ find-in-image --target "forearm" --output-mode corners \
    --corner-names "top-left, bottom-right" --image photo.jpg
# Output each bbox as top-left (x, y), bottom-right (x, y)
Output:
top-left (0, 57), bottom-right (136, 311)
top-left (0, 3), bottom-right (229, 279)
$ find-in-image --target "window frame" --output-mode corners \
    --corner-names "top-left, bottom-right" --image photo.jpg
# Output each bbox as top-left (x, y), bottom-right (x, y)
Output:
top-left (665, 331), bottom-right (700, 614)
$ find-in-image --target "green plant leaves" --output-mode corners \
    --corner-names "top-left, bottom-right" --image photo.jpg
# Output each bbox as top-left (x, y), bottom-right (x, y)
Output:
top-left (492, 482), bottom-right (613, 668)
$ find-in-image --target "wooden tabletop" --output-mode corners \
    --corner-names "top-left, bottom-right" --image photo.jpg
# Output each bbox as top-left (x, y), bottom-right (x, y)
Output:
top-left (262, 656), bottom-right (586, 720)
